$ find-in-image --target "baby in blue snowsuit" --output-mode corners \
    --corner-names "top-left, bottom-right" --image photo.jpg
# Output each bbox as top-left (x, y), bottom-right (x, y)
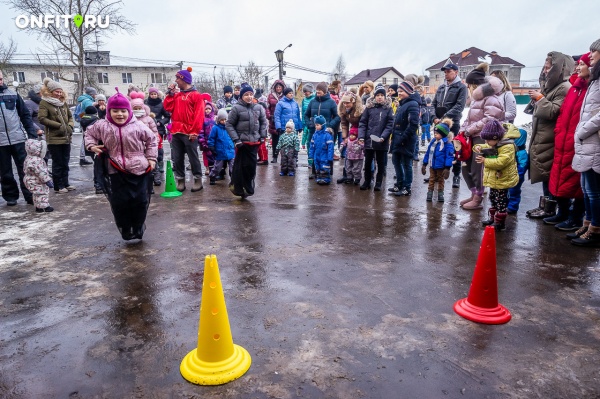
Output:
top-left (308, 115), bottom-right (334, 185)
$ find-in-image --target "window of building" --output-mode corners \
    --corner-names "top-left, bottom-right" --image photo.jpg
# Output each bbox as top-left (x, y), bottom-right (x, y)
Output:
top-left (73, 73), bottom-right (79, 82)
top-left (13, 71), bottom-right (25, 83)
top-left (151, 73), bottom-right (167, 84)
top-left (122, 72), bottom-right (132, 84)
top-left (98, 72), bottom-right (109, 84)
top-left (382, 77), bottom-right (387, 84)
top-left (393, 78), bottom-right (398, 85)
top-left (41, 71), bottom-right (59, 82)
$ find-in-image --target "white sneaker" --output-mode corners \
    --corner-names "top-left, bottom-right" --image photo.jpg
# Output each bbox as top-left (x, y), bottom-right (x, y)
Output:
top-left (66, 186), bottom-right (76, 191)
top-left (57, 188), bottom-right (69, 193)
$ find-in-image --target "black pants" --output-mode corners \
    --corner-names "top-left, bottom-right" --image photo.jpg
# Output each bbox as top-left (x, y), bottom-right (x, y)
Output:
top-left (450, 123), bottom-right (461, 177)
top-left (0, 142), bottom-right (32, 202)
top-left (47, 143), bottom-right (71, 190)
top-left (271, 133), bottom-right (280, 158)
top-left (231, 144), bottom-right (258, 196)
top-left (363, 149), bottom-right (386, 184)
top-left (171, 133), bottom-right (202, 179)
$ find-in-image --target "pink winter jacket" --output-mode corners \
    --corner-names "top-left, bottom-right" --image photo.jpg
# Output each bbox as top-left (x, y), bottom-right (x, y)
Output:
top-left (85, 117), bottom-right (158, 175)
top-left (461, 76), bottom-right (505, 137)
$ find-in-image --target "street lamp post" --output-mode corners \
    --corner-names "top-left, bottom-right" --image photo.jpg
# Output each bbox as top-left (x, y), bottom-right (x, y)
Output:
top-left (274, 44), bottom-right (292, 80)
top-left (213, 66), bottom-right (217, 95)
top-left (334, 73), bottom-right (339, 82)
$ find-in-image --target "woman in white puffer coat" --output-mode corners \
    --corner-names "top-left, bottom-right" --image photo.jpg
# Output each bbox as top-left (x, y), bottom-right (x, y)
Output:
top-left (570, 39), bottom-right (600, 247)
top-left (459, 63), bottom-right (505, 210)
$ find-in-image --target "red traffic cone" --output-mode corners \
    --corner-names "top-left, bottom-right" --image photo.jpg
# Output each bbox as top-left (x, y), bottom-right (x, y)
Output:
top-left (454, 226), bottom-right (511, 324)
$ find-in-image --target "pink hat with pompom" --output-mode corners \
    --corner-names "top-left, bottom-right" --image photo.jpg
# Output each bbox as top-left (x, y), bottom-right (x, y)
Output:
top-left (107, 87), bottom-right (133, 126)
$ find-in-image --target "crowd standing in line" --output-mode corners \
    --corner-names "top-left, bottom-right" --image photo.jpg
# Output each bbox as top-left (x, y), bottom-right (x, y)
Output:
top-left (2, 40), bottom-right (600, 247)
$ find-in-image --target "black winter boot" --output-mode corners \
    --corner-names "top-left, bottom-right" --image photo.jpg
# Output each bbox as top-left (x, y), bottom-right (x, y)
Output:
top-left (452, 175), bottom-right (460, 188)
top-left (571, 226), bottom-right (600, 247)
top-left (482, 208), bottom-right (497, 226)
top-left (437, 191), bottom-right (444, 202)
top-left (492, 212), bottom-right (507, 231)
top-left (426, 191), bottom-right (433, 202)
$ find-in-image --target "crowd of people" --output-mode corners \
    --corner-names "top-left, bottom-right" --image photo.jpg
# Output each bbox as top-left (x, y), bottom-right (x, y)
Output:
top-left (1, 38), bottom-right (600, 246)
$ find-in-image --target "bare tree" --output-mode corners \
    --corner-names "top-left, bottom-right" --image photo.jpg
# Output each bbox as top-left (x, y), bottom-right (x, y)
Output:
top-left (237, 60), bottom-right (263, 91)
top-left (330, 54), bottom-right (348, 83)
top-left (216, 67), bottom-right (238, 92)
top-left (0, 34), bottom-right (17, 76)
top-left (4, 0), bottom-right (135, 95)
top-left (192, 72), bottom-right (217, 102)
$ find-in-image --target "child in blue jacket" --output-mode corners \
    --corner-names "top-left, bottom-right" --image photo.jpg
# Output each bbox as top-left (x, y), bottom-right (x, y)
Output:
top-left (308, 115), bottom-right (334, 185)
top-left (208, 109), bottom-right (235, 185)
top-left (507, 126), bottom-right (529, 213)
top-left (421, 119), bottom-right (455, 202)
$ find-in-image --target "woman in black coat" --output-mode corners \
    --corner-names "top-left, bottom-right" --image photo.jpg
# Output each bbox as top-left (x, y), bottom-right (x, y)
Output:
top-left (357, 84), bottom-right (394, 191)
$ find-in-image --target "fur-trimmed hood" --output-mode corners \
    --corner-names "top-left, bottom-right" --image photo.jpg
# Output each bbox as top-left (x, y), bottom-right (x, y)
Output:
top-left (270, 79), bottom-right (286, 96)
top-left (338, 94), bottom-right (364, 118)
top-left (471, 76), bottom-right (503, 102)
top-left (365, 96), bottom-right (392, 109)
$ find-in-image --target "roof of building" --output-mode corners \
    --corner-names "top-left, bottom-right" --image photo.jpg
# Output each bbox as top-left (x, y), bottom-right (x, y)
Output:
top-left (426, 47), bottom-right (525, 71)
top-left (345, 67), bottom-right (404, 85)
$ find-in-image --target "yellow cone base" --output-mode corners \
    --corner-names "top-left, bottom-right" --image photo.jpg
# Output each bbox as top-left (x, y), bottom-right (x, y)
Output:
top-left (180, 343), bottom-right (251, 386)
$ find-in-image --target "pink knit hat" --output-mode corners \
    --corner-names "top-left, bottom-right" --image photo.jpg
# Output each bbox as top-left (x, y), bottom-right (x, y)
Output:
top-left (130, 98), bottom-right (144, 108)
top-left (148, 87), bottom-right (159, 94)
top-left (107, 87), bottom-right (132, 126)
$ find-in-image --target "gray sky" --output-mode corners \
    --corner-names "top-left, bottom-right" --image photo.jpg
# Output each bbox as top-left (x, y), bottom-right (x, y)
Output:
top-left (2, 0), bottom-right (599, 86)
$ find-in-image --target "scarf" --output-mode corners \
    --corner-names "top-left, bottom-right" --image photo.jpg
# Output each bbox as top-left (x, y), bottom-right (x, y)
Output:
top-left (42, 96), bottom-right (64, 107)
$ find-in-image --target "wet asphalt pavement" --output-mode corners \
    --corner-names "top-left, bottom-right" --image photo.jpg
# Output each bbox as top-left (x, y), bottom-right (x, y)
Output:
top-left (1, 136), bottom-right (599, 399)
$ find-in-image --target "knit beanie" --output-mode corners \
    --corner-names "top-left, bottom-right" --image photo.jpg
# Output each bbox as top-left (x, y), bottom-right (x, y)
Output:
top-left (85, 87), bottom-right (97, 96)
top-left (340, 91), bottom-right (357, 103)
top-left (96, 94), bottom-right (106, 102)
top-left (590, 38), bottom-right (600, 52)
top-left (314, 115), bottom-right (326, 126)
top-left (303, 83), bottom-right (314, 93)
top-left (176, 67), bottom-right (193, 84)
top-left (579, 52), bottom-right (592, 67)
top-left (223, 85), bottom-right (233, 94)
top-left (480, 119), bottom-right (505, 140)
top-left (148, 87), bottom-right (159, 94)
top-left (85, 105), bottom-right (98, 115)
top-left (32, 83), bottom-right (42, 93)
top-left (217, 108), bottom-right (228, 121)
top-left (374, 83), bottom-right (386, 96)
top-left (434, 120), bottom-right (453, 137)
top-left (398, 81), bottom-right (415, 95)
top-left (316, 82), bottom-right (328, 93)
top-left (349, 127), bottom-right (358, 137)
top-left (129, 91), bottom-right (145, 101)
top-left (283, 87), bottom-right (294, 96)
top-left (42, 77), bottom-right (63, 92)
top-left (239, 82), bottom-right (254, 98)
top-left (388, 84), bottom-right (399, 96)
top-left (130, 98), bottom-right (144, 108)
top-left (107, 87), bottom-right (133, 126)
top-left (466, 63), bottom-right (489, 85)
top-left (286, 119), bottom-right (295, 130)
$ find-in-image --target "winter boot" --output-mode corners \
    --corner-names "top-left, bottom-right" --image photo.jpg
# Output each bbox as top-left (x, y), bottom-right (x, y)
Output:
top-left (337, 177), bottom-right (349, 184)
top-left (571, 226), bottom-right (600, 247)
top-left (566, 220), bottom-right (591, 239)
top-left (492, 212), bottom-right (507, 231)
top-left (191, 178), bottom-right (203, 192)
top-left (271, 151), bottom-right (279, 163)
top-left (354, 179), bottom-right (360, 185)
top-left (482, 208), bottom-right (497, 226)
top-left (437, 191), bottom-right (445, 202)
top-left (529, 199), bottom-right (557, 219)
top-left (360, 182), bottom-right (371, 190)
top-left (374, 181), bottom-right (382, 192)
top-left (426, 191), bottom-right (433, 202)
top-left (452, 175), bottom-right (460, 188)
top-left (462, 194), bottom-right (483, 210)
top-left (526, 196), bottom-right (547, 216)
top-left (176, 179), bottom-right (186, 192)
top-left (460, 188), bottom-right (475, 206)
top-left (153, 173), bottom-right (162, 186)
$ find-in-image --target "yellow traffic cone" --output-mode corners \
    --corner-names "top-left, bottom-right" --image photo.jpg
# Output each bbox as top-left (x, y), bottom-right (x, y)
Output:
top-left (161, 160), bottom-right (182, 198)
top-left (180, 255), bottom-right (251, 385)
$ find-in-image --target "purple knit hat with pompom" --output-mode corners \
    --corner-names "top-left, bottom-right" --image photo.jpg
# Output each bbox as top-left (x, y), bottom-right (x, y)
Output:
top-left (107, 87), bottom-right (133, 126)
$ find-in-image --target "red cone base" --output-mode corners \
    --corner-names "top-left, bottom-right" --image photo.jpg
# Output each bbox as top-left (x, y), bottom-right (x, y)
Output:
top-left (453, 298), bottom-right (511, 324)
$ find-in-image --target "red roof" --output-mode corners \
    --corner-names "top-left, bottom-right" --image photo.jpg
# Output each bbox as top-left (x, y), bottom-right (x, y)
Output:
top-left (345, 67), bottom-right (404, 85)
top-left (426, 47), bottom-right (525, 70)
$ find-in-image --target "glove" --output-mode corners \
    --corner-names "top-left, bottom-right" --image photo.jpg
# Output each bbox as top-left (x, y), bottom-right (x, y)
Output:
top-left (208, 146), bottom-right (216, 153)
top-left (443, 168), bottom-right (450, 180)
top-left (421, 165), bottom-right (427, 175)
top-left (235, 141), bottom-right (243, 148)
top-left (308, 158), bottom-right (314, 166)
top-left (46, 180), bottom-right (54, 188)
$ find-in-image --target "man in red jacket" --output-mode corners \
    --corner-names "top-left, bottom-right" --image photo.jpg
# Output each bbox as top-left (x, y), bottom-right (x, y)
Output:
top-left (164, 67), bottom-right (206, 192)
